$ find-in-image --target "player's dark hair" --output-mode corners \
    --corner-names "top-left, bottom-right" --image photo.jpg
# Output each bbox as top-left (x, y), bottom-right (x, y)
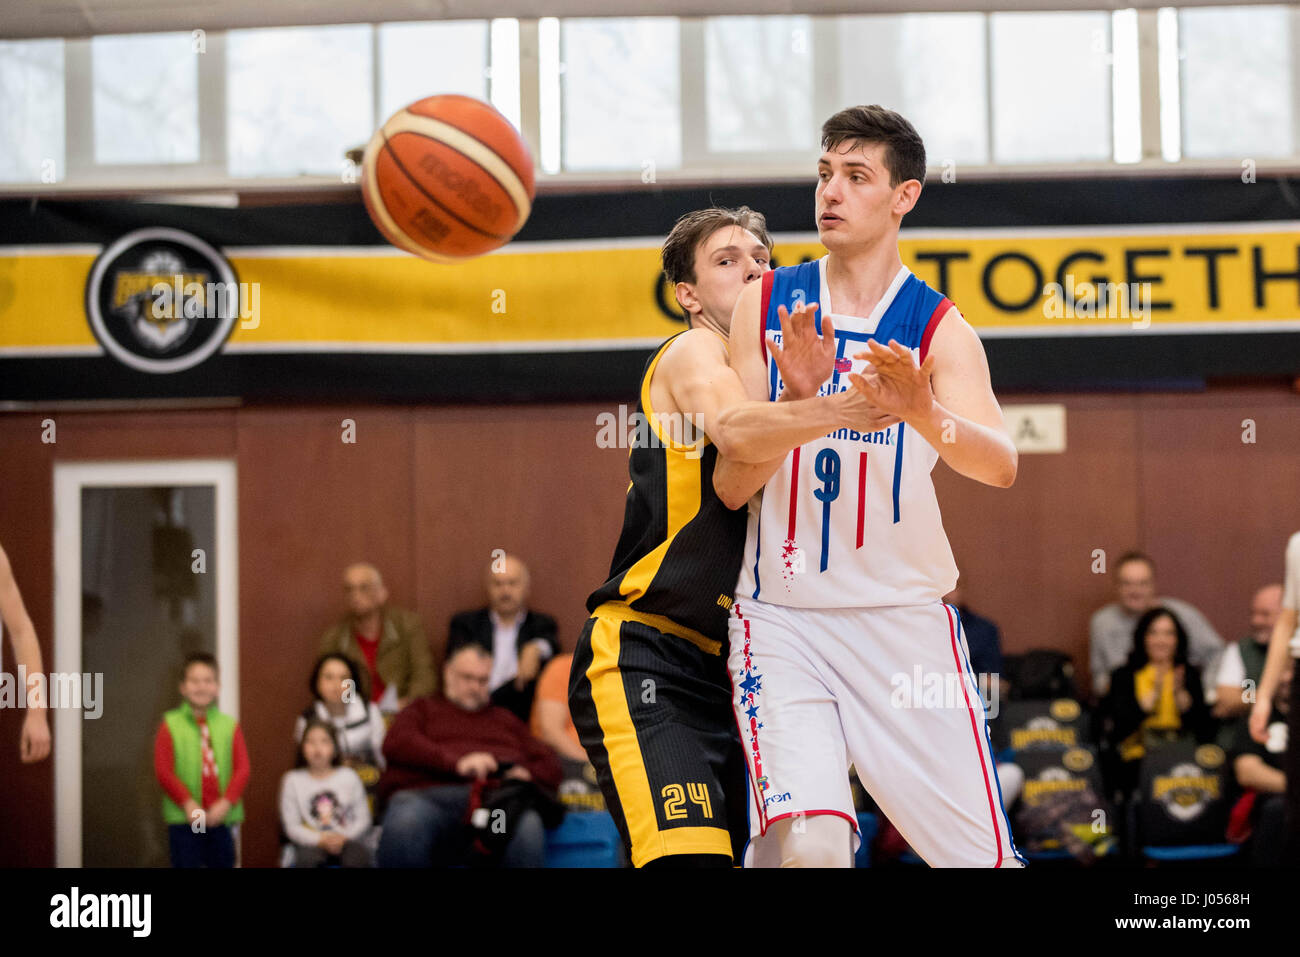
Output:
top-left (296, 718), bottom-right (343, 769)
top-left (821, 105), bottom-right (926, 188)
top-left (1126, 606), bottom-right (1191, 671)
top-left (181, 650), bottom-right (218, 680)
top-left (661, 206), bottom-right (774, 322)
top-left (1115, 551), bottom-right (1155, 578)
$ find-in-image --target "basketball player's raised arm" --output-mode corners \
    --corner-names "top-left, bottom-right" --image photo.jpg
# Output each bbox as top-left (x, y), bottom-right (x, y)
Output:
top-left (851, 306), bottom-right (1016, 488)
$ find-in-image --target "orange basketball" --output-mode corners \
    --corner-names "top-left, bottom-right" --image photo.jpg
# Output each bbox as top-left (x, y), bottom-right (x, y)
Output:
top-left (361, 94), bottom-right (535, 263)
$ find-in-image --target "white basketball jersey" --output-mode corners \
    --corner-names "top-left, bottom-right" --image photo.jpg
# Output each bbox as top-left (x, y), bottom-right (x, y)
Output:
top-left (734, 256), bottom-right (960, 609)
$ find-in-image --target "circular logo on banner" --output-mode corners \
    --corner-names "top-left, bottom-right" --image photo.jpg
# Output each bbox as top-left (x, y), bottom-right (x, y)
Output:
top-left (1063, 747), bottom-right (1094, 772)
top-left (1050, 698), bottom-right (1081, 722)
top-left (85, 228), bottom-right (238, 373)
top-left (1194, 743), bottom-right (1225, 769)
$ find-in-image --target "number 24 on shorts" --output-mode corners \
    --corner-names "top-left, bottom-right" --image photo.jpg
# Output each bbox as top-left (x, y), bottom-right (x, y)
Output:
top-left (661, 782), bottom-right (713, 820)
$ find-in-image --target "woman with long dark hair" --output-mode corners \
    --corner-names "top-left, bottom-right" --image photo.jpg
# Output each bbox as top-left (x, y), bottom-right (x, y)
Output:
top-left (1103, 606), bottom-right (1215, 796)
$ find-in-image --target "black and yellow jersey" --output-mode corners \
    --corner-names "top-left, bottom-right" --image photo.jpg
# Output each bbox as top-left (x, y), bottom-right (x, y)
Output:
top-left (587, 332), bottom-right (748, 651)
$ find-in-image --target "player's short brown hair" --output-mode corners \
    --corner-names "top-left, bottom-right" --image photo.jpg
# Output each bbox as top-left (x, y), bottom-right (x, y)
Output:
top-left (661, 206), bottom-right (773, 288)
top-left (821, 105), bottom-right (927, 189)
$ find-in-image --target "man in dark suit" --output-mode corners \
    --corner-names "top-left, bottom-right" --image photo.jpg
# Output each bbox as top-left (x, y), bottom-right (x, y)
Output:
top-left (448, 554), bottom-right (558, 722)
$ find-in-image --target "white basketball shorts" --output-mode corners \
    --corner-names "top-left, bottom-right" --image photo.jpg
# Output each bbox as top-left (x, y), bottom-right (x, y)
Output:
top-left (728, 597), bottom-right (1025, 867)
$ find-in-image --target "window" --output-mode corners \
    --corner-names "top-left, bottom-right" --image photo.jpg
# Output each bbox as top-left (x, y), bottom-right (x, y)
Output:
top-left (0, 39), bottom-right (65, 183)
top-left (1, 10), bottom-right (1295, 188)
top-left (92, 33), bottom-right (199, 166)
top-left (706, 16), bottom-right (815, 154)
top-left (835, 14), bottom-right (989, 167)
top-left (1179, 5), bottom-right (1293, 159)
top-left (378, 21), bottom-right (489, 120)
top-left (227, 25), bottom-right (373, 177)
top-left (561, 18), bottom-right (681, 172)
top-left (990, 12), bottom-right (1112, 163)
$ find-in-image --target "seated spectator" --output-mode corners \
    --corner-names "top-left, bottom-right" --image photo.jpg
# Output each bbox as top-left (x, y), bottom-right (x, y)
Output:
top-left (279, 720), bottom-right (373, 868)
top-left (531, 653), bottom-right (587, 764)
top-left (375, 643), bottom-right (563, 867)
top-left (530, 653), bottom-right (607, 813)
top-left (1229, 661), bottom-right (1291, 866)
top-left (1103, 607), bottom-right (1215, 796)
top-left (294, 653), bottom-right (387, 796)
top-left (448, 553), bottom-right (559, 722)
top-left (1214, 584), bottom-right (1283, 720)
top-left (318, 563), bottom-right (436, 714)
top-left (1089, 551), bottom-right (1225, 699)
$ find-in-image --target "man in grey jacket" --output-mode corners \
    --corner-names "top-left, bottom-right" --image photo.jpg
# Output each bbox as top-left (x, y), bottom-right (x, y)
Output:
top-left (1089, 551), bottom-right (1224, 698)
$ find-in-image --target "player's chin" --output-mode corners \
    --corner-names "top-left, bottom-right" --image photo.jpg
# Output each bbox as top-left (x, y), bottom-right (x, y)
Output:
top-left (817, 226), bottom-right (855, 249)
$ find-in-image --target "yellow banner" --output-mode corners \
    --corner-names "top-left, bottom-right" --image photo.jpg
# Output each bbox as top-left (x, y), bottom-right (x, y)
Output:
top-left (2, 223), bottom-right (1298, 352)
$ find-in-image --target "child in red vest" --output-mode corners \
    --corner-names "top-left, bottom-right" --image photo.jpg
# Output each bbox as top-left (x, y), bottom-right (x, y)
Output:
top-left (153, 652), bottom-right (251, 867)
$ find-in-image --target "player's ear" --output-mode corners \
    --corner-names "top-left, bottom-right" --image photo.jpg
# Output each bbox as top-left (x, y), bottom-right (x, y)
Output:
top-left (894, 179), bottom-right (922, 217)
top-left (675, 282), bottom-right (700, 320)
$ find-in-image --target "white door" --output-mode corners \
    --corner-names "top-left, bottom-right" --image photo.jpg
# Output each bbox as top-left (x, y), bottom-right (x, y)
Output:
top-left (53, 459), bottom-right (238, 867)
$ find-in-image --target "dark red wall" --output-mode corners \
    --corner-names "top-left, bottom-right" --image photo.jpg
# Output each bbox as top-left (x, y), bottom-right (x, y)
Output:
top-left (2, 385), bottom-right (1298, 866)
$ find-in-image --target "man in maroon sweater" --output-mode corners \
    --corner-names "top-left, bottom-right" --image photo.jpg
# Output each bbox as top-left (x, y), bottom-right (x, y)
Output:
top-left (375, 642), bottom-right (562, 867)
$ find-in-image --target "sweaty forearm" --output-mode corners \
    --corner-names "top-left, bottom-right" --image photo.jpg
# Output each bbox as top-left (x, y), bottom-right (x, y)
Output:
top-left (908, 402), bottom-right (1017, 488)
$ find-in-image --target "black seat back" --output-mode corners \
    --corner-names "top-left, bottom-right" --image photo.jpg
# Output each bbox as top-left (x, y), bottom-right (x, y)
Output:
top-left (1136, 737), bottom-right (1231, 847)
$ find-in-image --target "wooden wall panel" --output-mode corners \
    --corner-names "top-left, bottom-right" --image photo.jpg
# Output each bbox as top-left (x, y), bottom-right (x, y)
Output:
top-left (412, 402), bottom-right (632, 664)
top-left (1135, 389), bottom-right (1300, 649)
top-left (235, 407), bottom-right (415, 868)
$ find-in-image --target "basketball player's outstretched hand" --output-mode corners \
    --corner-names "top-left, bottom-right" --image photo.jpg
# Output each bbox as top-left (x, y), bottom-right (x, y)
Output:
top-left (848, 339), bottom-right (937, 422)
top-left (20, 709), bottom-right (50, 763)
top-left (769, 301), bottom-right (835, 400)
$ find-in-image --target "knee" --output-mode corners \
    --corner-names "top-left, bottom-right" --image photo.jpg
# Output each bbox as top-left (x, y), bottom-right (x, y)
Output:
top-left (502, 810), bottom-right (546, 867)
top-left (381, 792), bottom-right (432, 835)
top-left (774, 814), bottom-right (854, 868)
top-left (508, 809), bottom-right (545, 852)
top-left (340, 840), bottom-right (374, 868)
top-left (292, 844), bottom-right (327, 868)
